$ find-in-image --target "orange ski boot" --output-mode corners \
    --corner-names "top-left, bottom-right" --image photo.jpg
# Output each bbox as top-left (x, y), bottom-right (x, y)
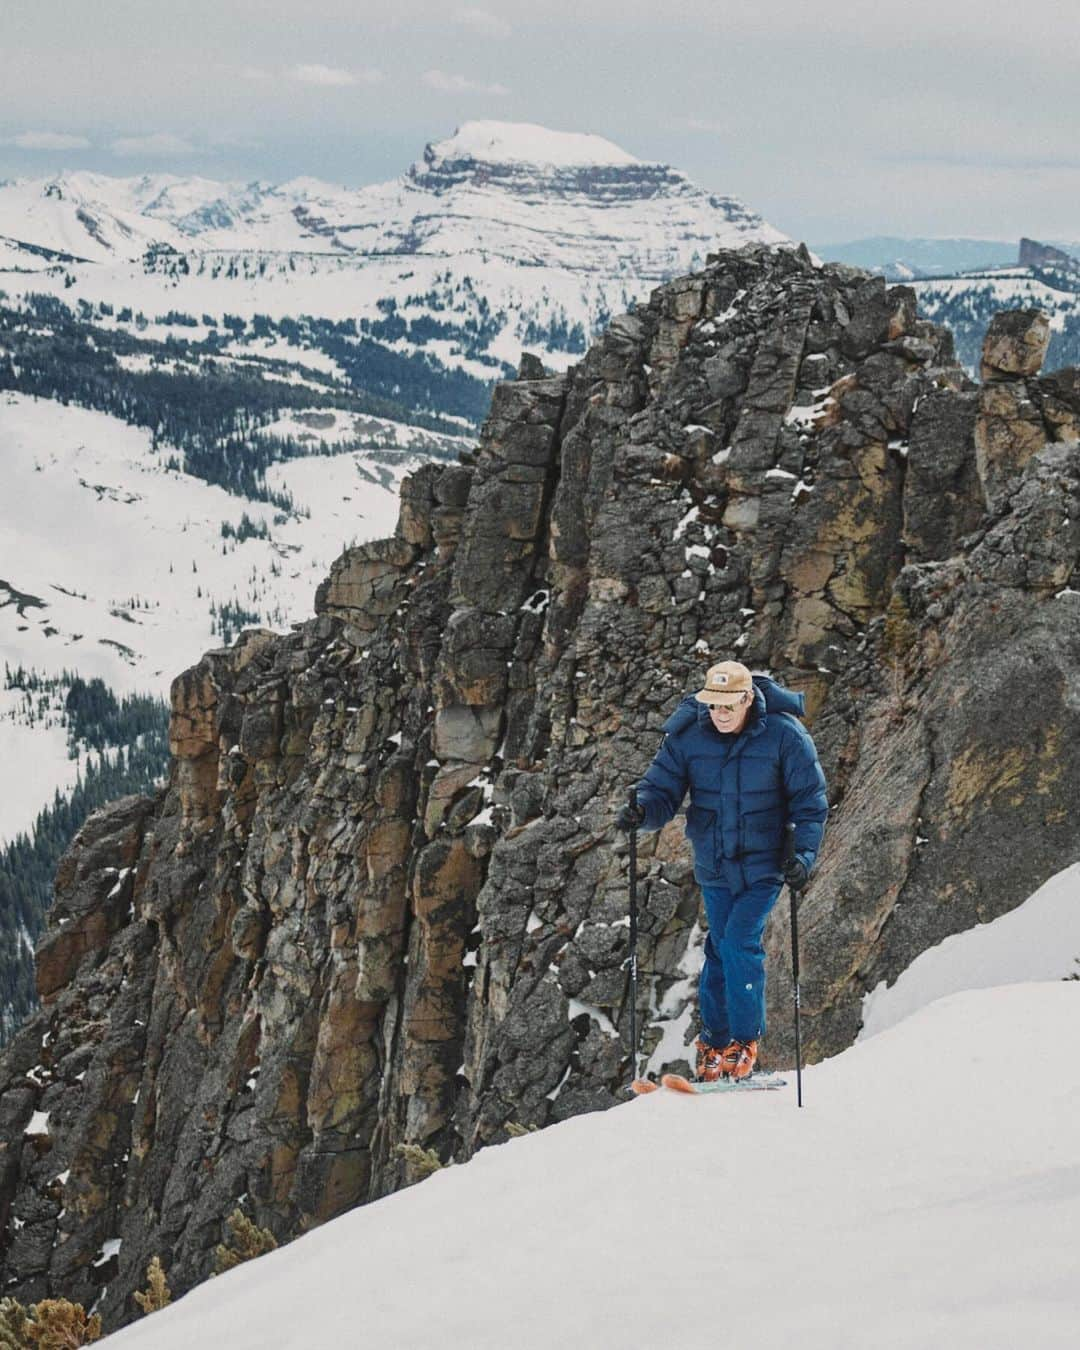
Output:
top-left (729, 1039), bottom-right (759, 1081)
top-left (694, 1038), bottom-right (726, 1083)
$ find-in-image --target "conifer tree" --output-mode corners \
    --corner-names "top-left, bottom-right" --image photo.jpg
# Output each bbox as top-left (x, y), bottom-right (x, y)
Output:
top-left (213, 1208), bottom-right (278, 1274)
top-left (133, 1255), bottom-right (171, 1315)
top-left (0, 1298), bottom-right (30, 1350)
top-left (24, 1299), bottom-right (101, 1347)
top-left (395, 1142), bottom-right (444, 1178)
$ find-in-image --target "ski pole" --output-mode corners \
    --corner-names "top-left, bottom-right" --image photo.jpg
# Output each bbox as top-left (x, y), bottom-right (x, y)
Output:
top-left (627, 786), bottom-right (639, 1077)
top-left (784, 824), bottom-right (804, 1109)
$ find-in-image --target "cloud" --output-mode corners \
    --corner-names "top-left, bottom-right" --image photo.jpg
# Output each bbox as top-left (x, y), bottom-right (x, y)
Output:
top-left (110, 133), bottom-right (197, 157)
top-left (422, 69), bottom-right (510, 96)
top-left (454, 7), bottom-right (512, 37)
top-left (290, 63), bottom-right (382, 87)
top-left (3, 131), bottom-right (91, 151)
top-left (207, 129), bottom-right (263, 151)
top-left (675, 117), bottom-right (731, 137)
top-left (239, 65), bottom-right (272, 81)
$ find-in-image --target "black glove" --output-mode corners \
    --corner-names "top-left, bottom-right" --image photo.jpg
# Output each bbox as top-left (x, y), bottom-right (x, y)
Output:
top-left (783, 855), bottom-right (809, 891)
top-left (615, 802), bottom-right (646, 832)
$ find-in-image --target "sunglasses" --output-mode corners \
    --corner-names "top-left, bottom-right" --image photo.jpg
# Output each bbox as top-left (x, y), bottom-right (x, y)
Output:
top-left (710, 697), bottom-right (747, 711)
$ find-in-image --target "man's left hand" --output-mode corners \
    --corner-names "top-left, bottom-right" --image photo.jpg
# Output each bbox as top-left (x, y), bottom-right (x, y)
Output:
top-left (783, 856), bottom-right (809, 891)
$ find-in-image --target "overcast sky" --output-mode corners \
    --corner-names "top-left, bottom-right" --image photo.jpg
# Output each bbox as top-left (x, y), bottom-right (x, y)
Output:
top-left (2, 0), bottom-right (1078, 243)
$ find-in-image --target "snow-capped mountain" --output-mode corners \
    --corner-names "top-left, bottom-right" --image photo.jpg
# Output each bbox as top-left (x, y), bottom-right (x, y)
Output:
top-left (0, 121), bottom-right (789, 377)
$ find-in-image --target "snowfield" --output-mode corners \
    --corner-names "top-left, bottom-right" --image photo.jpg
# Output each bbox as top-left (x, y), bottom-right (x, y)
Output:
top-left (0, 391), bottom-right (457, 845)
top-left (103, 978), bottom-right (1080, 1349)
top-left (0, 697), bottom-right (89, 845)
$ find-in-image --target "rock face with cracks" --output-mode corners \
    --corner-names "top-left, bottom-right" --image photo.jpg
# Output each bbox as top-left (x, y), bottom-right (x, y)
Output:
top-left (1, 248), bottom-right (1078, 1331)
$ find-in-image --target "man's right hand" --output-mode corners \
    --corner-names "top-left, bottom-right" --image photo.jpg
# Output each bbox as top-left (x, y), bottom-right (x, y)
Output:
top-left (615, 802), bottom-right (646, 832)
top-left (783, 855), bottom-right (810, 891)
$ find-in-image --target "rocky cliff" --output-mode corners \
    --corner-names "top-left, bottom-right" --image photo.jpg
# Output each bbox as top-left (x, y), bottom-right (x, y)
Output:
top-left (2, 244), bottom-right (1078, 1330)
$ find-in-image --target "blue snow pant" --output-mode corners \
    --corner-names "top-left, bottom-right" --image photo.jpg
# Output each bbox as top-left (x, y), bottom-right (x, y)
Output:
top-left (698, 877), bottom-right (783, 1047)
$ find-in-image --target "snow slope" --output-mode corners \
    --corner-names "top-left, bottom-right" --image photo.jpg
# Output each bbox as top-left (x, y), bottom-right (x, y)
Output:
top-left (912, 269), bottom-right (1077, 334)
top-left (860, 861), bottom-right (1080, 1038)
top-left (103, 980), bottom-right (1080, 1350)
top-left (0, 701), bottom-right (88, 845)
top-left (0, 392), bottom-right (462, 845)
top-left (0, 393), bottom-right (433, 695)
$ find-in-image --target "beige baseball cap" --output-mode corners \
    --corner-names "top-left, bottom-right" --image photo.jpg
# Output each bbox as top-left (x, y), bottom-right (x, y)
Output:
top-left (695, 660), bottom-right (753, 706)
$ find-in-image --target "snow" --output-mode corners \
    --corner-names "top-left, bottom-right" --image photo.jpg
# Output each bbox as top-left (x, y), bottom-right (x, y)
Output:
top-left (566, 997), bottom-right (619, 1038)
top-left (0, 392), bottom-right (435, 844)
top-left (24, 1110), bottom-right (49, 1135)
top-left (93, 1238), bottom-right (122, 1267)
top-left (104, 980), bottom-right (1080, 1350)
top-left (0, 394), bottom-right (309, 694)
top-left (424, 121), bottom-right (641, 169)
top-left (859, 861), bottom-right (1080, 1040)
top-left (0, 123), bottom-right (787, 385)
top-left (0, 696), bottom-right (91, 846)
top-left (911, 270), bottom-right (1080, 338)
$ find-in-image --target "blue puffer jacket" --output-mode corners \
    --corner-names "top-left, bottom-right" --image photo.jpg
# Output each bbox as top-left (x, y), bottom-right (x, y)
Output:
top-left (635, 676), bottom-right (828, 892)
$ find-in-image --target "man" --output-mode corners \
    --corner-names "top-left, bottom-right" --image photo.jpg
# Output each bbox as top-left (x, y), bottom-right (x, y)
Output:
top-left (616, 661), bottom-right (827, 1082)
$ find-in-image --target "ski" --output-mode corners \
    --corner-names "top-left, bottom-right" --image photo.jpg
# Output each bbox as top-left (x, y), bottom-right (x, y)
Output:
top-left (630, 1073), bottom-right (788, 1096)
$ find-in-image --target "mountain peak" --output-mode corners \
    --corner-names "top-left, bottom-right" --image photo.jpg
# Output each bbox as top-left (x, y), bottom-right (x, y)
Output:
top-left (421, 120), bottom-right (643, 171)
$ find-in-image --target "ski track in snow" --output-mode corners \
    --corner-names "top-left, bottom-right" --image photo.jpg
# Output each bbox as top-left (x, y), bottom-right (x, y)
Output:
top-left (103, 980), bottom-right (1080, 1350)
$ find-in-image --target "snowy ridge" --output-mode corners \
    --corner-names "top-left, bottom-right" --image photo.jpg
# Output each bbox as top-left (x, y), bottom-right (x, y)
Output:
top-left (104, 979), bottom-right (1080, 1350)
top-left (0, 121), bottom-right (788, 375)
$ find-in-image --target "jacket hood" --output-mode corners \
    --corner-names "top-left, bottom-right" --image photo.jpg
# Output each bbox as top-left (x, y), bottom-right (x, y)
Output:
top-left (661, 675), bottom-right (805, 737)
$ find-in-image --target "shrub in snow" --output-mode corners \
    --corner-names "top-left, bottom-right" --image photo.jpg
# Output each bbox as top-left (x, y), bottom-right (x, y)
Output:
top-left (395, 1142), bottom-right (444, 1180)
top-left (212, 1208), bottom-right (278, 1275)
top-left (0, 1297), bottom-right (102, 1347)
top-left (133, 1256), bottom-right (171, 1315)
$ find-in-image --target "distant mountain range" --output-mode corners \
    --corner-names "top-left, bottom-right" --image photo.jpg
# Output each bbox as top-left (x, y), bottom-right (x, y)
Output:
top-left (0, 120), bottom-right (788, 390)
top-left (815, 235), bottom-right (1080, 374)
top-left (815, 234), bottom-right (1080, 282)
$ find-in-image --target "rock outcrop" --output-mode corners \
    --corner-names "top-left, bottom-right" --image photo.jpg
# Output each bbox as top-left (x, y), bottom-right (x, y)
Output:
top-left (2, 246), bottom-right (1078, 1330)
top-left (1018, 236), bottom-right (1080, 277)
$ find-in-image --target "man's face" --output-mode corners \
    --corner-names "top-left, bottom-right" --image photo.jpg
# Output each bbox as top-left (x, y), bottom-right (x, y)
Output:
top-left (708, 693), bottom-right (752, 734)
